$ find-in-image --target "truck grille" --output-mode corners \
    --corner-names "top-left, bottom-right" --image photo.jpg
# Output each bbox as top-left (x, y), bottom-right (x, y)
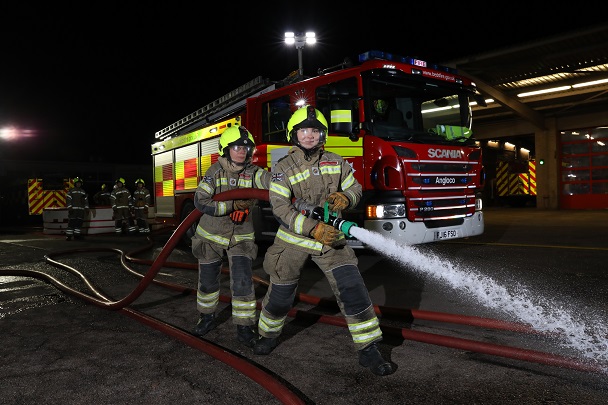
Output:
top-left (404, 160), bottom-right (480, 223)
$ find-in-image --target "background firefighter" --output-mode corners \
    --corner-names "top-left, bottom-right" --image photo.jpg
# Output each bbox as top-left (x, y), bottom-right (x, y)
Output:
top-left (190, 125), bottom-right (271, 348)
top-left (110, 177), bottom-right (136, 235)
top-left (253, 105), bottom-right (395, 376)
top-left (132, 178), bottom-right (151, 234)
top-left (65, 177), bottom-right (89, 240)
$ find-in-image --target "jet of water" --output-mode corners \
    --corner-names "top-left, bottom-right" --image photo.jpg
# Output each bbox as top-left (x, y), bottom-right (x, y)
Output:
top-left (350, 226), bottom-right (608, 365)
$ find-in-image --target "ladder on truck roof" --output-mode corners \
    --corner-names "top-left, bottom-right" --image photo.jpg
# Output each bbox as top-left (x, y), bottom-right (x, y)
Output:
top-left (155, 76), bottom-right (274, 141)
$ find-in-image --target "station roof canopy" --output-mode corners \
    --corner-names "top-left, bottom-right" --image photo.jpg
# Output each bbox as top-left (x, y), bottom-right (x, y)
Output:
top-left (445, 23), bottom-right (608, 129)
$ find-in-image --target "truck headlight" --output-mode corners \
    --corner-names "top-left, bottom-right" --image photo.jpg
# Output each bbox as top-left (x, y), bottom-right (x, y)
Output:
top-left (366, 204), bottom-right (406, 219)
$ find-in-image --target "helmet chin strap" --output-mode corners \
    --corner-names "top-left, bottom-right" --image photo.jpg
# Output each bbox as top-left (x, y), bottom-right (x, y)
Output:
top-left (296, 142), bottom-right (321, 161)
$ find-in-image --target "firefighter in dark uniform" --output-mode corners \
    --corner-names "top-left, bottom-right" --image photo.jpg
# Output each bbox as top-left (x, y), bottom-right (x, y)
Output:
top-left (65, 177), bottom-right (89, 240)
top-left (132, 178), bottom-right (151, 234)
top-left (110, 177), bottom-right (136, 235)
top-left (191, 125), bottom-right (271, 347)
top-left (93, 183), bottom-right (111, 206)
top-left (253, 105), bottom-right (394, 376)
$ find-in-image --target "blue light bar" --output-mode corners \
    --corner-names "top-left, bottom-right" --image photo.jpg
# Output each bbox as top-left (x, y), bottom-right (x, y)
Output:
top-left (358, 50), bottom-right (458, 74)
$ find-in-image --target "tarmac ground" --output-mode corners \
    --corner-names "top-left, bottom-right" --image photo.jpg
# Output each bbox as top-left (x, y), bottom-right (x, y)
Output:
top-left (1, 207), bottom-right (608, 404)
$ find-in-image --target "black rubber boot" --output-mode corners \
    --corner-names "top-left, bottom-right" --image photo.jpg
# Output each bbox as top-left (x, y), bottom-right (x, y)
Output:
top-left (253, 336), bottom-right (278, 355)
top-left (236, 325), bottom-right (258, 348)
top-left (65, 235), bottom-right (72, 241)
top-left (358, 343), bottom-right (394, 376)
top-left (193, 313), bottom-right (216, 337)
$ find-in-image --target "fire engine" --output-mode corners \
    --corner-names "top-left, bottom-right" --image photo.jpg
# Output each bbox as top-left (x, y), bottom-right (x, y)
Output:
top-left (151, 50), bottom-right (486, 248)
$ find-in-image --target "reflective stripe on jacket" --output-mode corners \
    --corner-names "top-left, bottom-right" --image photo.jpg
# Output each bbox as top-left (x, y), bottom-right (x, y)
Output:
top-left (194, 156), bottom-right (271, 249)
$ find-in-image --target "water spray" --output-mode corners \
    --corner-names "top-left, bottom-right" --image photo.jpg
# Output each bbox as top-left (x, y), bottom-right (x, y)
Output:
top-left (294, 199), bottom-right (358, 237)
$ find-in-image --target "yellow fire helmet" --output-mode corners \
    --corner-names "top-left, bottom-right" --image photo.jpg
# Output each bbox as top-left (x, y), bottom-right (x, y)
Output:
top-left (286, 105), bottom-right (328, 145)
top-left (218, 125), bottom-right (255, 158)
top-left (135, 178), bottom-right (145, 186)
top-left (73, 177), bottom-right (83, 185)
top-left (116, 177), bottom-right (125, 185)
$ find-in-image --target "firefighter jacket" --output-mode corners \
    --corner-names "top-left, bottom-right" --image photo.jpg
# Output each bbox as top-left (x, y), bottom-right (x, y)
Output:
top-left (110, 186), bottom-right (132, 211)
top-left (269, 147), bottom-right (361, 254)
top-left (193, 156), bottom-right (271, 250)
top-left (66, 186), bottom-right (89, 217)
top-left (132, 187), bottom-right (151, 209)
top-left (93, 190), bottom-right (111, 206)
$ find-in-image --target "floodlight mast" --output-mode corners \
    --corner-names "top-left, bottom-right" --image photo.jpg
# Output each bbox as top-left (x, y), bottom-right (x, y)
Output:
top-left (284, 31), bottom-right (316, 78)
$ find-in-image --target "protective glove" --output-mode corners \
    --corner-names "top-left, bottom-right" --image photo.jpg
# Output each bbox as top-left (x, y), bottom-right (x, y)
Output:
top-left (310, 222), bottom-right (343, 246)
top-left (233, 199), bottom-right (256, 211)
top-left (326, 192), bottom-right (349, 211)
top-left (229, 209), bottom-right (249, 225)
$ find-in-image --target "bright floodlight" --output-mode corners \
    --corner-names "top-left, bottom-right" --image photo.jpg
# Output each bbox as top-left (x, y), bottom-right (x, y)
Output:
top-left (284, 31), bottom-right (316, 77)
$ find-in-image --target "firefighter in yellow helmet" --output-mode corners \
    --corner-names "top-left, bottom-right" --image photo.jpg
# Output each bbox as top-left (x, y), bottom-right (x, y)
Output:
top-left (190, 125), bottom-right (271, 347)
top-left (110, 177), bottom-right (136, 235)
top-left (93, 183), bottom-right (111, 206)
top-left (65, 177), bottom-right (89, 240)
top-left (132, 178), bottom-right (151, 234)
top-left (253, 105), bottom-right (394, 376)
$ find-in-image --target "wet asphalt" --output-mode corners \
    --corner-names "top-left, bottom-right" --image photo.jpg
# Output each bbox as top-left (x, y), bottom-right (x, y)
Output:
top-left (1, 207), bottom-right (608, 404)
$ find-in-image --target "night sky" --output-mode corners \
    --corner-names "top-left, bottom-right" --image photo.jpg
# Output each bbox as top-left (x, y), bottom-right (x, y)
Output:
top-left (1, 3), bottom-right (605, 164)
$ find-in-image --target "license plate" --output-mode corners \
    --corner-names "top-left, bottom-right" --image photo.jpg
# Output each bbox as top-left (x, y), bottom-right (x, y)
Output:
top-left (434, 229), bottom-right (458, 240)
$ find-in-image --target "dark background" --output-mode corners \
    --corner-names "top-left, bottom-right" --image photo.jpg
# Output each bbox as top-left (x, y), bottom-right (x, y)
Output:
top-left (1, 3), bottom-right (605, 164)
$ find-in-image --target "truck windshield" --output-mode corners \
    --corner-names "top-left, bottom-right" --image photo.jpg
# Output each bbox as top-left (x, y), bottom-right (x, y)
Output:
top-left (362, 70), bottom-right (473, 142)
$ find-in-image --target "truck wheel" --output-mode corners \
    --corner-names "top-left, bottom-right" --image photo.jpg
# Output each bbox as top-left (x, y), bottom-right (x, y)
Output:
top-left (181, 201), bottom-right (196, 248)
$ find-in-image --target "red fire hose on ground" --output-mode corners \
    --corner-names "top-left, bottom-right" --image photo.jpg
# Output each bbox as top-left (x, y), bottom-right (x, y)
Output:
top-left (1, 188), bottom-right (606, 404)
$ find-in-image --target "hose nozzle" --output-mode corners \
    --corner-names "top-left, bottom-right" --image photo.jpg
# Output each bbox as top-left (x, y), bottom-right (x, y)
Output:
top-left (296, 200), bottom-right (358, 237)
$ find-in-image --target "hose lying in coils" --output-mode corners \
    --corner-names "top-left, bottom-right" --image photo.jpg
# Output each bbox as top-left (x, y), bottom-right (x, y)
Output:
top-left (118, 188), bottom-right (606, 375)
top-left (3, 188), bottom-right (307, 405)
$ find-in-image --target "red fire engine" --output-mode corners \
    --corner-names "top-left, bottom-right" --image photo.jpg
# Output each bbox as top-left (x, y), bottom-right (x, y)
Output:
top-left (151, 50), bottom-right (486, 247)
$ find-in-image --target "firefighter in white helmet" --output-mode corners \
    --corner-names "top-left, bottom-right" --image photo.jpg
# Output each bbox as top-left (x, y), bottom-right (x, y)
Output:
top-left (65, 177), bottom-right (89, 240)
top-left (132, 178), bottom-right (151, 234)
top-left (191, 125), bottom-right (271, 347)
top-left (253, 105), bottom-right (394, 376)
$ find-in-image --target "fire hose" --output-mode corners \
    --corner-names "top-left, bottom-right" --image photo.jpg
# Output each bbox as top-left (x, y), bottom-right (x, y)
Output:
top-left (1, 187), bottom-right (606, 404)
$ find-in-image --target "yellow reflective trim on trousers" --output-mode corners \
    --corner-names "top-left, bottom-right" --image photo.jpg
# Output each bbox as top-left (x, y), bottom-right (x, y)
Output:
top-left (276, 228), bottom-right (322, 251)
top-left (348, 317), bottom-right (383, 344)
top-left (294, 213), bottom-right (306, 234)
top-left (197, 290), bottom-right (219, 308)
top-left (234, 232), bottom-right (255, 243)
top-left (270, 182), bottom-right (291, 198)
top-left (348, 317), bottom-right (379, 332)
top-left (330, 109), bottom-right (351, 123)
top-left (232, 299), bottom-right (257, 319)
top-left (196, 225), bottom-right (230, 247)
top-left (259, 312), bottom-right (286, 333)
top-left (352, 328), bottom-right (383, 345)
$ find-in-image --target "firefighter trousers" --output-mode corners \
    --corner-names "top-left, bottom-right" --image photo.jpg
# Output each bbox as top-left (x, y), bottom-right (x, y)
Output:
top-left (195, 241), bottom-right (258, 326)
top-left (258, 244), bottom-right (383, 351)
